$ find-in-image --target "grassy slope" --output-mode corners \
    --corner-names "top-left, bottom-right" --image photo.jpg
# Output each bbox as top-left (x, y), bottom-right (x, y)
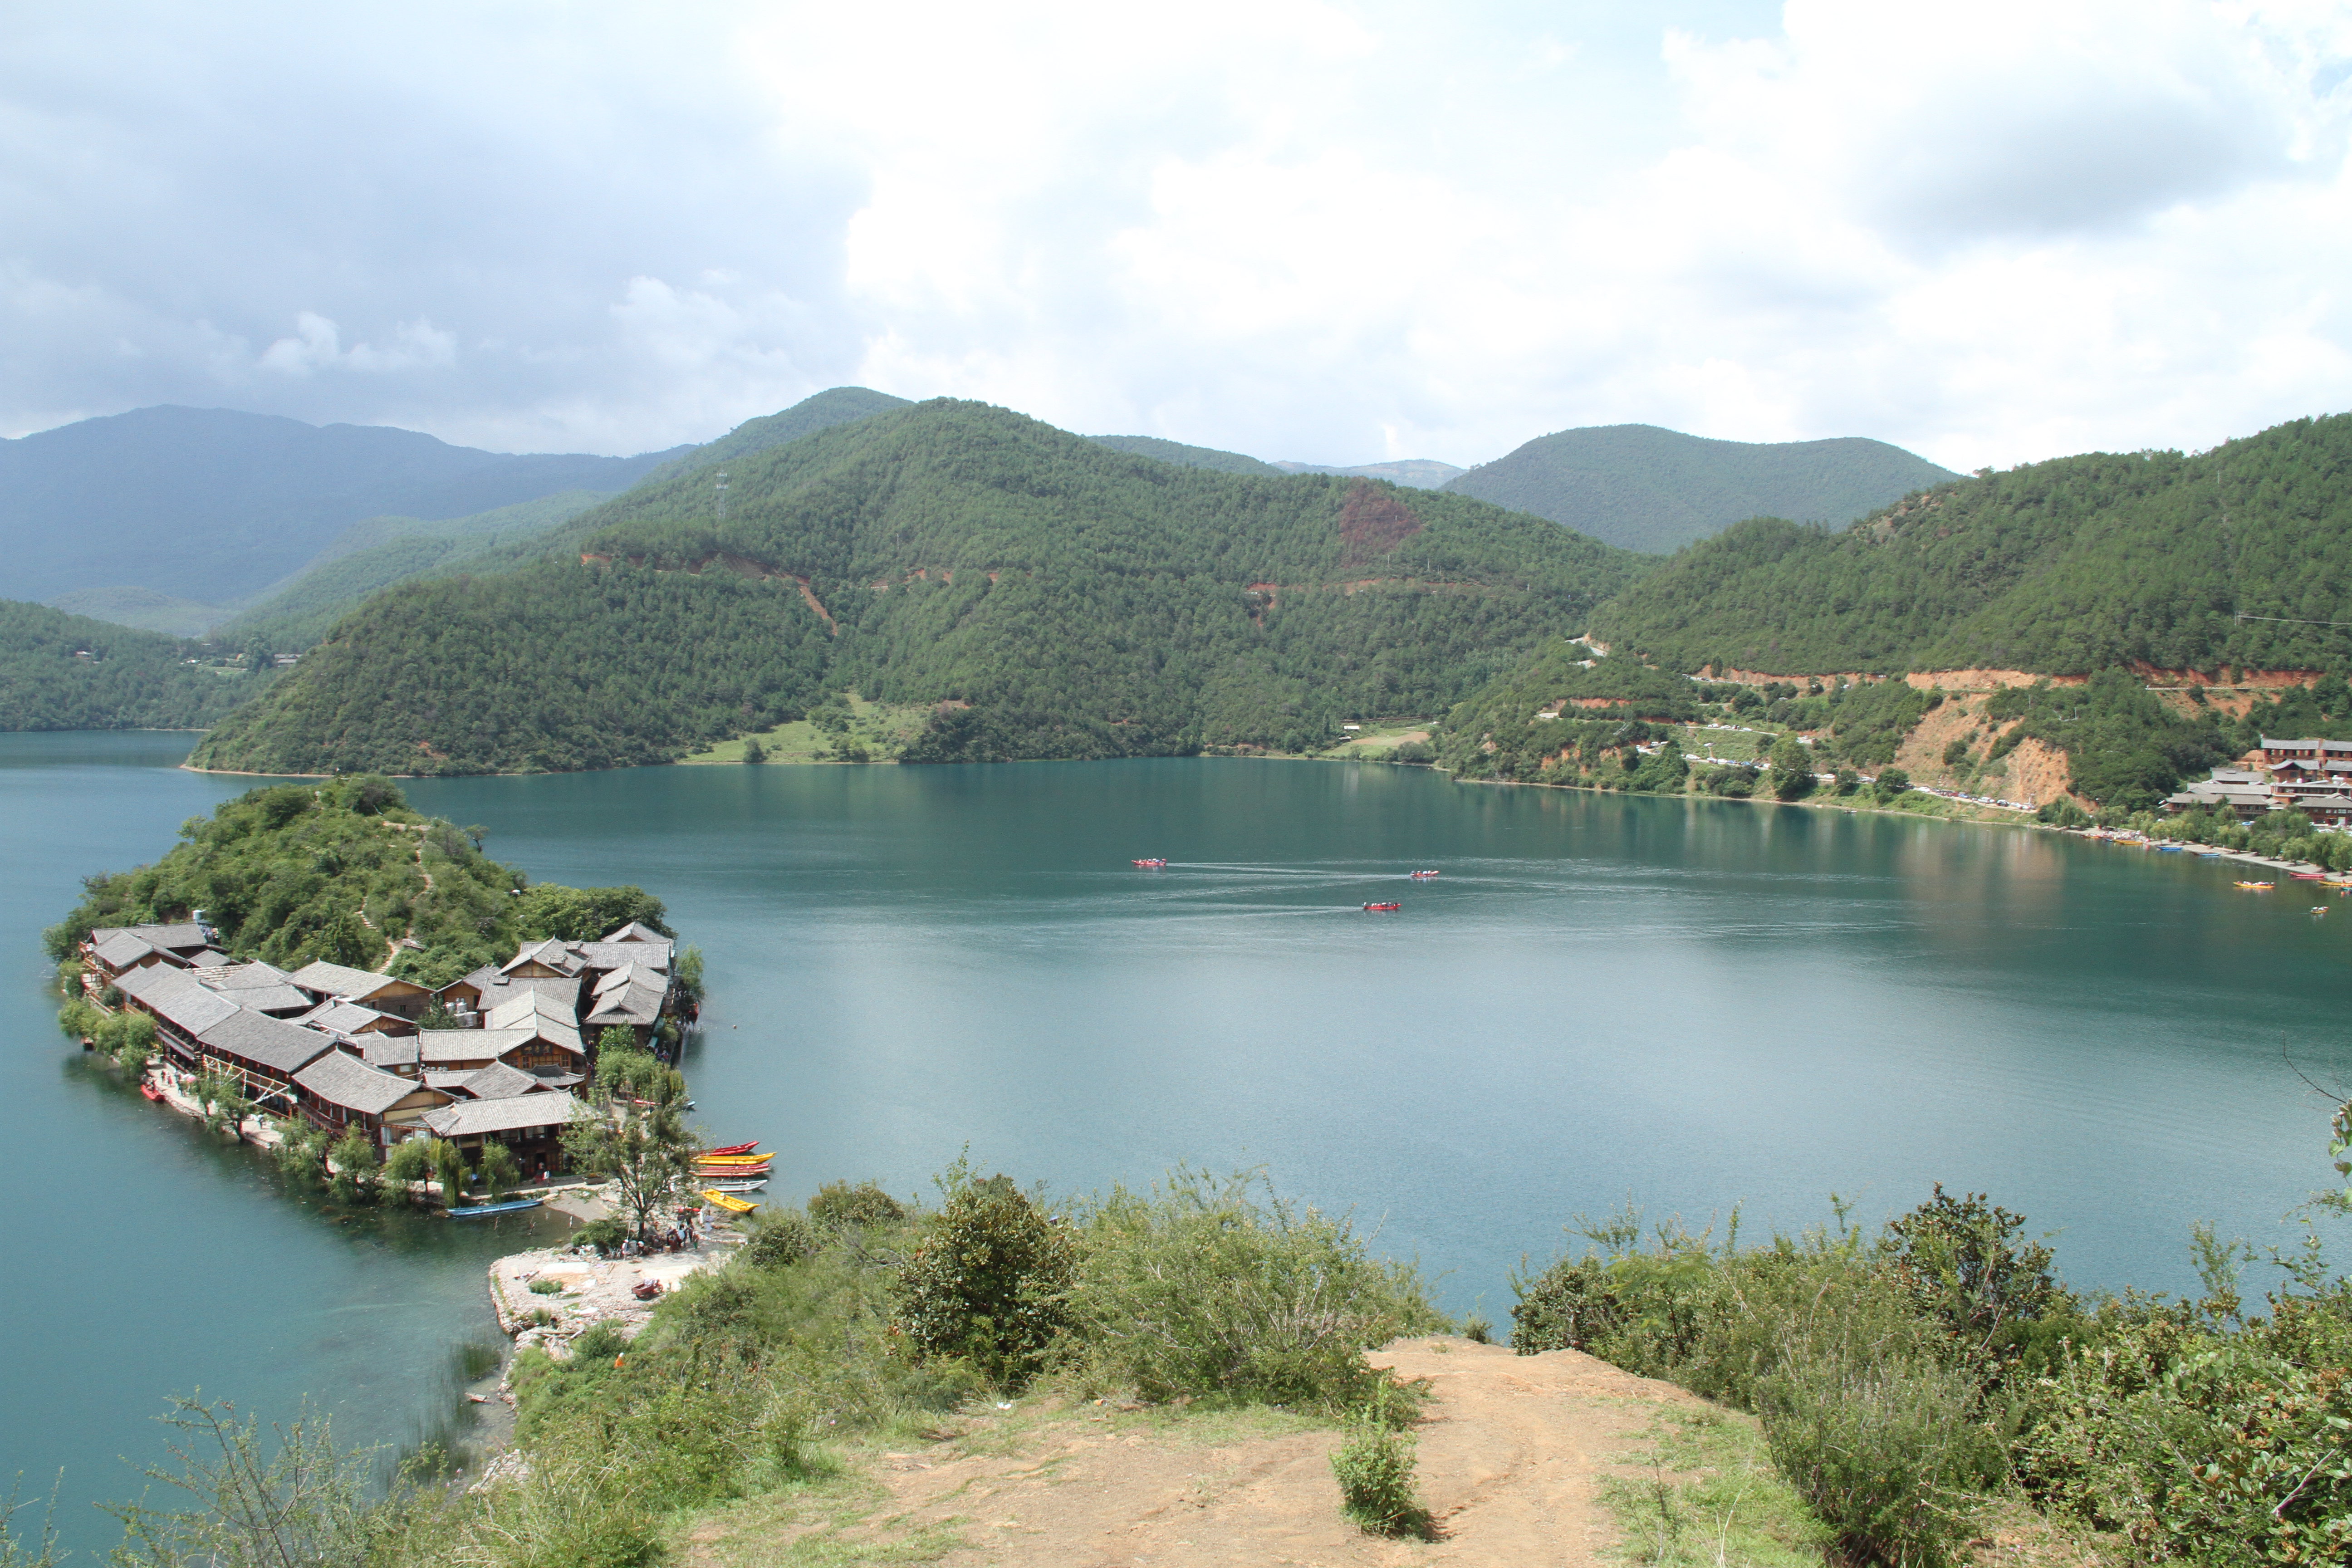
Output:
top-left (1445, 423), bottom-right (1956, 554)
top-left (192, 400), bottom-right (1643, 774)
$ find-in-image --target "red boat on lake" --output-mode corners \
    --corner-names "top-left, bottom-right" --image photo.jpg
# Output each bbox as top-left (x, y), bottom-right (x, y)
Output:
top-left (1409, 869), bottom-right (1440, 879)
top-left (1362, 902), bottom-right (1401, 912)
top-left (706, 1142), bottom-right (761, 1157)
top-left (1132, 858), bottom-right (1168, 868)
top-left (139, 1082), bottom-right (164, 1102)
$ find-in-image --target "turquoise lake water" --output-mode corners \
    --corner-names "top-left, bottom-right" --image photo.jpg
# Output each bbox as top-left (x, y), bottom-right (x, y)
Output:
top-left (6, 732), bottom-right (2349, 1553)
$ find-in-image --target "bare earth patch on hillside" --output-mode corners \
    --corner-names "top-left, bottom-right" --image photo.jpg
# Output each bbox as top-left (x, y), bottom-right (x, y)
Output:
top-left (685, 1340), bottom-right (1707, 1568)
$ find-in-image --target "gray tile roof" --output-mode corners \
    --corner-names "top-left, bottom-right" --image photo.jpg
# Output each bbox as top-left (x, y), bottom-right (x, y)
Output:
top-left (288, 960), bottom-right (421, 1002)
top-left (572, 941), bottom-right (670, 974)
top-left (601, 921), bottom-right (669, 944)
top-left (197, 961), bottom-right (297, 991)
top-left (423, 1093), bottom-right (589, 1139)
top-left (186, 949), bottom-right (233, 968)
top-left (500, 939), bottom-right (580, 977)
top-left (116, 965), bottom-right (242, 1036)
top-left (294, 999), bottom-right (409, 1037)
top-left (91, 923), bottom-right (212, 955)
top-left (585, 976), bottom-right (666, 1028)
top-left (92, 931), bottom-right (161, 970)
top-left (196, 1009), bottom-right (337, 1076)
top-left (228, 984), bottom-right (320, 1017)
top-left (294, 1050), bottom-right (440, 1117)
top-left (458, 1062), bottom-right (542, 1101)
top-left (446, 968), bottom-right (580, 1010)
top-left (418, 1026), bottom-right (538, 1064)
top-left (361, 1036), bottom-right (421, 1070)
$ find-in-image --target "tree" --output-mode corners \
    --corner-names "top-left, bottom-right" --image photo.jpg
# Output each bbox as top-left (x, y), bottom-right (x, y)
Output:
top-left (327, 1127), bottom-right (379, 1205)
top-left (1769, 734), bottom-right (1815, 800)
top-left (478, 1140), bottom-right (521, 1197)
top-left (562, 1083), bottom-right (699, 1242)
top-left (676, 945), bottom-right (706, 1006)
top-left (309, 910), bottom-right (377, 970)
top-left (1878, 768), bottom-right (1911, 795)
top-left (379, 1137), bottom-right (436, 1205)
top-left (742, 737), bottom-right (766, 764)
top-left (891, 1168), bottom-right (1075, 1386)
top-left (192, 1065), bottom-right (253, 1143)
top-left (425, 1138), bottom-right (465, 1206)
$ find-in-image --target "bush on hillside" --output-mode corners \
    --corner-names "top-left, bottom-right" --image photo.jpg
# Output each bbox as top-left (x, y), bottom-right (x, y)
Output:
top-left (808, 1179), bottom-right (906, 1229)
top-left (891, 1169), bottom-right (1076, 1386)
top-left (1064, 1167), bottom-right (1447, 1411)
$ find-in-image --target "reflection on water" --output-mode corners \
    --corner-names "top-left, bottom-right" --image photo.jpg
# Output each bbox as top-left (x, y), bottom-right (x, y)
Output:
top-left (5, 736), bottom-right (2349, 1554)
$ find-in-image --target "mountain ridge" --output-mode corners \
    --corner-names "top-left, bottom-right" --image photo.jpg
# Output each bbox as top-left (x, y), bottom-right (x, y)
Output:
top-left (188, 398), bottom-right (1643, 774)
top-left (1443, 422), bottom-right (1957, 554)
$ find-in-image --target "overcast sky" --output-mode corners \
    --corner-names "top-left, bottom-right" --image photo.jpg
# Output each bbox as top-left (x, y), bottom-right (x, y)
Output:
top-left (4, 0), bottom-right (2347, 471)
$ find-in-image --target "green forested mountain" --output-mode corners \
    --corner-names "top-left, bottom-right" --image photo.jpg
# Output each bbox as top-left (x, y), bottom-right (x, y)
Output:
top-left (1272, 459), bottom-right (1466, 489)
top-left (1086, 435), bottom-right (1285, 476)
top-left (638, 386), bottom-right (912, 486)
top-left (191, 400), bottom-right (1641, 774)
top-left (1591, 414), bottom-right (2352, 675)
top-left (1445, 424), bottom-right (1955, 554)
top-left (210, 490), bottom-right (610, 650)
top-left (0, 601), bottom-right (273, 731)
top-left (1, 404), bottom-right (691, 609)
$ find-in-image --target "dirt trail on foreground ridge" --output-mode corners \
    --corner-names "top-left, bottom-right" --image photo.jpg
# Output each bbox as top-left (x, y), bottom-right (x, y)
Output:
top-left (741, 1339), bottom-right (1709, 1567)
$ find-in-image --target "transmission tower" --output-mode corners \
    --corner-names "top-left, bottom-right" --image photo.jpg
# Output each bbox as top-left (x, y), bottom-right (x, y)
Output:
top-left (714, 470), bottom-right (730, 522)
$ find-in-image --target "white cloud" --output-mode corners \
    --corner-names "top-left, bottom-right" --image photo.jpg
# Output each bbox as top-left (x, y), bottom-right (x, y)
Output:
top-left (1, 0), bottom-right (2347, 474)
top-left (259, 312), bottom-right (456, 376)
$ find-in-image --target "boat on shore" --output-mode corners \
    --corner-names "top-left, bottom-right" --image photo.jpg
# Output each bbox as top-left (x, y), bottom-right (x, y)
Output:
top-left (701, 1190), bottom-right (759, 1214)
top-left (138, 1082), bottom-right (163, 1102)
top-left (702, 1178), bottom-right (768, 1193)
top-left (706, 1142), bottom-right (761, 1157)
top-left (448, 1197), bottom-right (544, 1219)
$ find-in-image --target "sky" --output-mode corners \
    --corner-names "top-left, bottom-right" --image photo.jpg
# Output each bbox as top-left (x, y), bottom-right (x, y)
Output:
top-left (3, 0), bottom-right (2349, 472)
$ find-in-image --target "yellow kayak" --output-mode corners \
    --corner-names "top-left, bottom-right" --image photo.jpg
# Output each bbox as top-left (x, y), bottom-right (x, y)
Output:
top-left (696, 1153), bottom-right (770, 1166)
top-left (2236, 880), bottom-right (2274, 890)
top-left (700, 1189), bottom-right (759, 1214)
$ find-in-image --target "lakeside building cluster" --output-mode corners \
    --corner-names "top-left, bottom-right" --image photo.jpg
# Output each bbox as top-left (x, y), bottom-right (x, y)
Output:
top-left (2166, 737), bottom-right (2352, 826)
top-left (81, 920), bottom-right (686, 1172)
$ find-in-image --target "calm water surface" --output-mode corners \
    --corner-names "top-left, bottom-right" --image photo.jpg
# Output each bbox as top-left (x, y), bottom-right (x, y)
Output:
top-left (7, 734), bottom-right (2349, 1552)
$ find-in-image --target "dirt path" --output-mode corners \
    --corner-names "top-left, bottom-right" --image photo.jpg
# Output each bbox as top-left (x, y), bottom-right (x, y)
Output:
top-left (696, 1338), bottom-right (1706, 1567)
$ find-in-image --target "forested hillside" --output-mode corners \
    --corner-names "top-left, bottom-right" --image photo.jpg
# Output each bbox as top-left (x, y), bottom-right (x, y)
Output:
top-left (1445, 423), bottom-right (1955, 554)
top-left (0, 601), bottom-right (273, 731)
top-left (1591, 414), bottom-right (2352, 674)
top-left (211, 491), bottom-right (609, 650)
top-left (636, 386), bottom-right (911, 486)
top-left (1, 404), bottom-right (689, 609)
top-left (191, 400), bottom-right (1642, 774)
top-left (1086, 435), bottom-right (1284, 475)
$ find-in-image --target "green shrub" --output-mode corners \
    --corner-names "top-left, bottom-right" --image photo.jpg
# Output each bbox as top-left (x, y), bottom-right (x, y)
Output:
top-left (741, 1209), bottom-right (822, 1269)
top-left (1330, 1406), bottom-right (1431, 1538)
top-left (808, 1179), bottom-right (905, 1228)
top-left (1065, 1167), bottom-right (1446, 1411)
top-left (527, 1278), bottom-right (563, 1296)
top-left (891, 1170), bottom-right (1074, 1386)
top-left (572, 1217), bottom-right (627, 1256)
top-left (461, 1442), bottom-right (662, 1568)
top-left (2037, 797), bottom-right (2092, 827)
top-left (570, 1322), bottom-right (630, 1365)
top-left (1755, 1346), bottom-right (1984, 1568)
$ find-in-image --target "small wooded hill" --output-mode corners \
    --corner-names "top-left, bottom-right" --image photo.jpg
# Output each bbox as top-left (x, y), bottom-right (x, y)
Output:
top-left (1445, 424), bottom-right (1955, 554)
top-left (190, 401), bottom-right (1642, 774)
top-left (1590, 413), bottom-right (2352, 675)
top-left (1086, 435), bottom-right (1284, 476)
top-left (0, 601), bottom-right (273, 731)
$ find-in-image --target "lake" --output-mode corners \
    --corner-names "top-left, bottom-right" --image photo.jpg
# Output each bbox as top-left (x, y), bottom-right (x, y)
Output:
top-left (6, 732), bottom-right (2348, 1553)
